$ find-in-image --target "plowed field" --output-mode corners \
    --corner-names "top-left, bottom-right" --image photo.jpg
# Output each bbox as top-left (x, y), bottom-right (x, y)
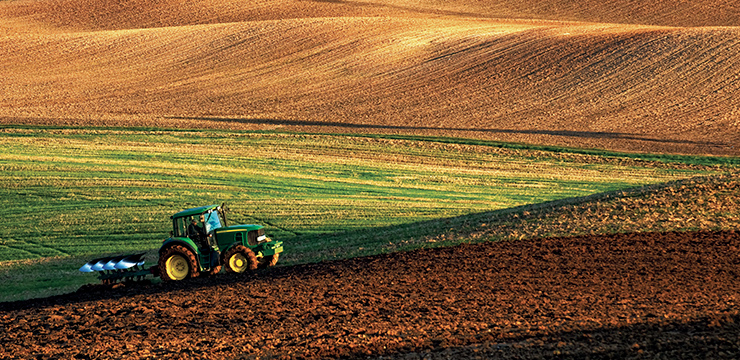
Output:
top-left (2, 0), bottom-right (740, 155)
top-left (2, 1), bottom-right (739, 358)
top-left (2, 230), bottom-right (739, 359)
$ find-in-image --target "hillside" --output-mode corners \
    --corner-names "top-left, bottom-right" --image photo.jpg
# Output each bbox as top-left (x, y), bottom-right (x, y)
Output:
top-left (1, 0), bottom-right (739, 155)
top-left (4, 0), bottom-right (740, 30)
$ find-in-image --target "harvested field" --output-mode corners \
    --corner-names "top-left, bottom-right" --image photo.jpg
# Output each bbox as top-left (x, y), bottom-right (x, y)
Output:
top-left (2, 0), bottom-right (740, 155)
top-left (1, 230), bottom-right (739, 359)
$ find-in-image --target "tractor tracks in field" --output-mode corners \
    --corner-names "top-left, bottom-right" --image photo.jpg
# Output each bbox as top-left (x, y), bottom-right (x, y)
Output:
top-left (0, 238), bottom-right (72, 261)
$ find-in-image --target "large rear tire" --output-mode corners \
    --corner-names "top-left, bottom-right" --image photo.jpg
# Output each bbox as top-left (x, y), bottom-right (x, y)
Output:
top-left (159, 245), bottom-right (200, 281)
top-left (222, 245), bottom-right (258, 273)
top-left (258, 253), bottom-right (279, 269)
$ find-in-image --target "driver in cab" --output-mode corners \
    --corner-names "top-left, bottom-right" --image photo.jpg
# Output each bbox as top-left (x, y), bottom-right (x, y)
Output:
top-left (188, 216), bottom-right (207, 246)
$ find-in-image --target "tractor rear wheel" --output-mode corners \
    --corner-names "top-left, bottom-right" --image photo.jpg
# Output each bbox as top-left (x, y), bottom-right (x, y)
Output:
top-left (222, 245), bottom-right (258, 273)
top-left (159, 245), bottom-right (200, 281)
top-left (258, 254), bottom-right (279, 269)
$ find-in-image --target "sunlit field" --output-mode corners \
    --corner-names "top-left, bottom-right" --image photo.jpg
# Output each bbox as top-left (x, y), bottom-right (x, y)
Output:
top-left (1, 126), bottom-right (737, 301)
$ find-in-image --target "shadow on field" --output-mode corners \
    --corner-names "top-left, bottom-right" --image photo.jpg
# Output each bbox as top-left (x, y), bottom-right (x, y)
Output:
top-left (343, 313), bottom-right (740, 359)
top-left (171, 116), bottom-right (725, 147)
top-left (0, 199), bottom-right (543, 310)
top-left (0, 177), bottom-right (699, 312)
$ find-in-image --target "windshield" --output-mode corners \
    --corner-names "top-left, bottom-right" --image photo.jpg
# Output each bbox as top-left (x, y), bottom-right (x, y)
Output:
top-left (203, 210), bottom-right (223, 233)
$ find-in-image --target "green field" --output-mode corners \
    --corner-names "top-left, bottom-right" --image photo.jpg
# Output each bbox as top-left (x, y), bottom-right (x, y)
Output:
top-left (0, 126), bottom-right (737, 301)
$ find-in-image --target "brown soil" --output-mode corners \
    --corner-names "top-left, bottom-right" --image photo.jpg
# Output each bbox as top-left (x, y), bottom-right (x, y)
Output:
top-left (2, 230), bottom-right (739, 359)
top-left (1, 0), bottom-right (739, 156)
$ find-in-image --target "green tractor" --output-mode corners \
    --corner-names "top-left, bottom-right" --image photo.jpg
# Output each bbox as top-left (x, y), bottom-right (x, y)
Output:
top-left (80, 204), bottom-right (283, 283)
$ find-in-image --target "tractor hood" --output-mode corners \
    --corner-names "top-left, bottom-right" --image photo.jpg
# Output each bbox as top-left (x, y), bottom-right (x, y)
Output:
top-left (216, 224), bottom-right (264, 233)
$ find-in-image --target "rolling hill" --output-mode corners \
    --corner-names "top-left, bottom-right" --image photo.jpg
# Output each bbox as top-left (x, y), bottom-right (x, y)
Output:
top-left (2, 2), bottom-right (740, 358)
top-left (1, 0), bottom-right (739, 155)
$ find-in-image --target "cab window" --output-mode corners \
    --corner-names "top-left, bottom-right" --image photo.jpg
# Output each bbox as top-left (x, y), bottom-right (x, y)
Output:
top-left (173, 218), bottom-right (188, 237)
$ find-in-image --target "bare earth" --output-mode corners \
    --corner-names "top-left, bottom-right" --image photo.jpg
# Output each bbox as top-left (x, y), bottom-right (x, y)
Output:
top-left (1, 230), bottom-right (738, 359)
top-left (1, 0), bottom-right (740, 155)
top-left (1, 1), bottom-right (739, 358)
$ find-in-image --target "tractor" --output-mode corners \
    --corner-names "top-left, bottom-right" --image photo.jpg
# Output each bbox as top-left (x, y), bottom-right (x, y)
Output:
top-left (79, 204), bottom-right (283, 283)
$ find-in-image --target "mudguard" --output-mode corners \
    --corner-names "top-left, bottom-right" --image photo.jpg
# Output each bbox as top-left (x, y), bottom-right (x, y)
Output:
top-left (160, 237), bottom-right (199, 256)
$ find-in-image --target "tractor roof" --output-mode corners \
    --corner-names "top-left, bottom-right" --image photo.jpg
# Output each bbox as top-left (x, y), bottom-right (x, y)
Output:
top-left (172, 204), bottom-right (220, 219)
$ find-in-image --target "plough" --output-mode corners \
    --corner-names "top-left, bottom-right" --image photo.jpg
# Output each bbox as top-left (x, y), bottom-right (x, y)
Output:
top-left (79, 253), bottom-right (154, 284)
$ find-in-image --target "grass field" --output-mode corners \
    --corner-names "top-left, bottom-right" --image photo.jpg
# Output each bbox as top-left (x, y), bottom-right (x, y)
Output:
top-left (1, 126), bottom-right (737, 302)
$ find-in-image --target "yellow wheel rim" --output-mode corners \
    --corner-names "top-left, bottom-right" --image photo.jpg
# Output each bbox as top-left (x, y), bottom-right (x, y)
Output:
top-left (229, 253), bottom-right (247, 273)
top-left (165, 254), bottom-right (189, 280)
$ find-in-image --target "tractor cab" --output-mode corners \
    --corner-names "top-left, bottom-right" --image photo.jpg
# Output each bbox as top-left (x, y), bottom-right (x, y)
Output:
top-left (171, 204), bottom-right (226, 251)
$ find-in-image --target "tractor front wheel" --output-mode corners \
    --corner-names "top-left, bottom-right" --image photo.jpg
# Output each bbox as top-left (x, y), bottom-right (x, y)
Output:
top-left (222, 245), bottom-right (258, 273)
top-left (258, 254), bottom-right (279, 269)
top-left (159, 245), bottom-right (200, 281)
